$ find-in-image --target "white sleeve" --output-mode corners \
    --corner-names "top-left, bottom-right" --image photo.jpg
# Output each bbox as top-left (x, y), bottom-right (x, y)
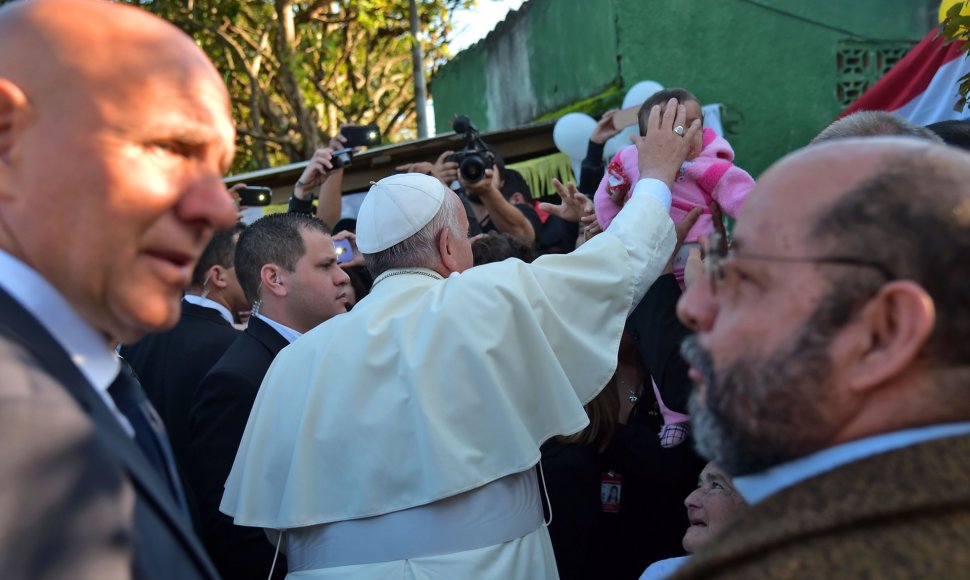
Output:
top-left (603, 178), bottom-right (676, 312)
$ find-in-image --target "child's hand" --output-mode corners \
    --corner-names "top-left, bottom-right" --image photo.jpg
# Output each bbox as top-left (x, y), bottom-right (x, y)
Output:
top-left (609, 189), bottom-right (627, 208)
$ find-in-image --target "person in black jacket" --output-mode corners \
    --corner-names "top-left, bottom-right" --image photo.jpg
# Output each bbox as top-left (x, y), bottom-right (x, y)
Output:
top-left (122, 221), bottom-right (247, 508)
top-left (539, 205), bottom-right (706, 579)
top-left (187, 213), bottom-right (351, 580)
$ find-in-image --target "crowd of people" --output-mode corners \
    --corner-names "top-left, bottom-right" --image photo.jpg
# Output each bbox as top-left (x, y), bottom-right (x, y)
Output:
top-left (2, 1), bottom-right (970, 579)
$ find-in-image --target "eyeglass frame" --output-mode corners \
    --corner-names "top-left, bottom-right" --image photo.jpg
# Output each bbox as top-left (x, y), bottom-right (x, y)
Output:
top-left (703, 230), bottom-right (896, 294)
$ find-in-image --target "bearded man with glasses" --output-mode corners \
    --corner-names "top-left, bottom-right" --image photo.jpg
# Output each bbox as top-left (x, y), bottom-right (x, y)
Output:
top-left (671, 137), bottom-right (970, 579)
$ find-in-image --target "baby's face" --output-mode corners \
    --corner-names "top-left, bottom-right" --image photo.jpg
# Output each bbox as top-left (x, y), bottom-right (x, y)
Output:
top-left (683, 100), bottom-right (705, 160)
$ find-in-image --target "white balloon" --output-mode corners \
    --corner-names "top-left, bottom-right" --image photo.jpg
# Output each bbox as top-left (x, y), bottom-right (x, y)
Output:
top-left (603, 125), bottom-right (639, 162)
top-left (622, 80), bottom-right (665, 109)
top-left (570, 159), bottom-right (583, 185)
top-left (553, 113), bottom-right (597, 161)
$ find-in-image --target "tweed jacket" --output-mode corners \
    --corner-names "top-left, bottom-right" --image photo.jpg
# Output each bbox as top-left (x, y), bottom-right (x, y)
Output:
top-left (672, 432), bottom-right (970, 579)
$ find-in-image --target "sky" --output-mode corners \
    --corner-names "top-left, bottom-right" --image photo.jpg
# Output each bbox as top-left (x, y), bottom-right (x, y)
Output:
top-left (449, 0), bottom-right (527, 53)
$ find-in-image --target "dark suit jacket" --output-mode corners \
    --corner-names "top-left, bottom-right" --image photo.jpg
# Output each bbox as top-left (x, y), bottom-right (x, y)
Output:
top-left (187, 316), bottom-right (290, 580)
top-left (673, 432), bottom-right (970, 579)
top-left (0, 288), bottom-right (217, 579)
top-left (121, 300), bottom-right (240, 475)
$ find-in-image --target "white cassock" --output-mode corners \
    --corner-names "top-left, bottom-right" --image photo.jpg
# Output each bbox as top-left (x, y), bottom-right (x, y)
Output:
top-left (221, 180), bottom-right (676, 579)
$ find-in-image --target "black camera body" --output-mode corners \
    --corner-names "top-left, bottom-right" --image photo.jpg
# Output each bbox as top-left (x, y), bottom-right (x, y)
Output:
top-left (447, 116), bottom-right (495, 184)
top-left (330, 147), bottom-right (354, 169)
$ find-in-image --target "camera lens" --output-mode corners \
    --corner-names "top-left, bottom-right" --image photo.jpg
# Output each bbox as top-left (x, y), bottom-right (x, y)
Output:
top-left (460, 155), bottom-right (486, 184)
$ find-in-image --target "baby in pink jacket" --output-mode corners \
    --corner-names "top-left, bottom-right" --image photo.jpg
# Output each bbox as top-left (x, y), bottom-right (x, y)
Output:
top-left (595, 89), bottom-right (755, 448)
top-left (594, 89), bottom-right (754, 288)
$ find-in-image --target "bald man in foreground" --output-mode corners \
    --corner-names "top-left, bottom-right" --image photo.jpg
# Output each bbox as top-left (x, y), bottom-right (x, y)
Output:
top-left (671, 138), bottom-right (970, 578)
top-left (0, 0), bottom-right (237, 578)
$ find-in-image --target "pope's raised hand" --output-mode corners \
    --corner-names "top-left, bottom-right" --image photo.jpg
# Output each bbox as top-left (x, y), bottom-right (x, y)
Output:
top-left (633, 98), bottom-right (700, 187)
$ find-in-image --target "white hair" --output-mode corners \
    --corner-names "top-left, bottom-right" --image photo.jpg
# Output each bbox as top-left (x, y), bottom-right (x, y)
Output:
top-left (363, 192), bottom-right (464, 277)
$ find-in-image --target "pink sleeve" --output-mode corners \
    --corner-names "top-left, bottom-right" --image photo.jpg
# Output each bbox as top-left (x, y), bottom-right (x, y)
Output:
top-left (592, 150), bottom-right (620, 204)
top-left (704, 163), bottom-right (754, 218)
top-left (593, 148), bottom-right (636, 230)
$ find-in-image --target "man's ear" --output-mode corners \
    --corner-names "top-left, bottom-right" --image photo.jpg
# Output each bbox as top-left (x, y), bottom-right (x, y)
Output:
top-left (842, 281), bottom-right (935, 394)
top-left (0, 78), bottom-right (29, 197)
top-left (260, 264), bottom-right (287, 298)
top-left (437, 228), bottom-right (460, 273)
top-left (208, 264), bottom-right (230, 289)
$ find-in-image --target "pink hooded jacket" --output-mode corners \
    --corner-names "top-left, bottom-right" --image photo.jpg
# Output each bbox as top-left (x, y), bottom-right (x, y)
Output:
top-left (593, 128), bottom-right (754, 244)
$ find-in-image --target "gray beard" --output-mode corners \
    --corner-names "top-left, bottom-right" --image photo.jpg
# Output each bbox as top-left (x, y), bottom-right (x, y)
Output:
top-left (681, 316), bottom-right (839, 477)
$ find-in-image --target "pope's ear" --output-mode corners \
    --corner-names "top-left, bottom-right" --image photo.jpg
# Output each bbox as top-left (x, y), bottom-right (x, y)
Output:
top-left (0, 78), bottom-right (28, 196)
top-left (438, 226), bottom-right (466, 273)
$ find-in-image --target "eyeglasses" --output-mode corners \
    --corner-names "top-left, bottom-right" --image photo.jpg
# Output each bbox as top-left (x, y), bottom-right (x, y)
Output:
top-left (703, 230), bottom-right (895, 294)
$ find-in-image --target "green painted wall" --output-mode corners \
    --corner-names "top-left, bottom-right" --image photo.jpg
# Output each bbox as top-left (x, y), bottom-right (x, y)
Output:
top-left (432, 44), bottom-right (490, 132)
top-left (613, 0), bottom-right (931, 176)
top-left (432, 0), bottom-right (618, 132)
top-left (524, 0), bottom-right (619, 115)
top-left (431, 0), bottom-right (934, 176)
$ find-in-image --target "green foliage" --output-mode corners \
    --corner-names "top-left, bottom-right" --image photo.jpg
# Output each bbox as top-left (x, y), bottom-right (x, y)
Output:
top-left (939, 0), bottom-right (970, 112)
top-left (115, 0), bottom-right (473, 173)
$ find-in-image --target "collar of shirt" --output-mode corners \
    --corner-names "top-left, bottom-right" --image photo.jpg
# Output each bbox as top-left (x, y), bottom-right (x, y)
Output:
top-left (254, 312), bottom-right (302, 344)
top-left (182, 293), bottom-right (234, 325)
top-left (734, 421), bottom-right (970, 505)
top-left (0, 249), bottom-right (132, 436)
top-left (0, 249), bottom-right (120, 390)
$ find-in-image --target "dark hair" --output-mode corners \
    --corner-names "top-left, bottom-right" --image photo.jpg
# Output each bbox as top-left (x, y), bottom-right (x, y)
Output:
top-left (331, 217), bottom-right (357, 235)
top-left (344, 265), bottom-right (373, 305)
top-left (812, 111), bottom-right (943, 144)
top-left (191, 222), bottom-right (245, 287)
top-left (637, 87), bottom-right (700, 136)
top-left (234, 213), bottom-right (330, 304)
top-left (499, 168), bottom-right (532, 203)
top-left (809, 145), bottom-right (970, 367)
top-left (925, 120), bottom-right (970, 151)
top-left (472, 231), bottom-right (536, 265)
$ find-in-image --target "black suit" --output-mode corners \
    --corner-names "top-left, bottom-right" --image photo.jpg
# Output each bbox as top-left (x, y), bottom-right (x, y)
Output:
top-left (121, 300), bottom-right (240, 475)
top-left (188, 315), bottom-right (290, 580)
top-left (0, 288), bottom-right (218, 579)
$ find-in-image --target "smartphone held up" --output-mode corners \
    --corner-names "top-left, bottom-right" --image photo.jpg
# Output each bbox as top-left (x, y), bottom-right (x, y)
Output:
top-left (341, 124), bottom-right (382, 148)
top-left (333, 238), bottom-right (354, 265)
top-left (237, 186), bottom-right (273, 207)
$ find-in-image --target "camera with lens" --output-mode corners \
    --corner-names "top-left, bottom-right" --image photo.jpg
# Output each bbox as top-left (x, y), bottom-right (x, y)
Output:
top-left (447, 116), bottom-right (495, 184)
top-left (330, 147), bottom-right (354, 169)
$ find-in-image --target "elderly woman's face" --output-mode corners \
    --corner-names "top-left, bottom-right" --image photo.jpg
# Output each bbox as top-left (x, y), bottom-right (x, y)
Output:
top-left (682, 462), bottom-right (746, 552)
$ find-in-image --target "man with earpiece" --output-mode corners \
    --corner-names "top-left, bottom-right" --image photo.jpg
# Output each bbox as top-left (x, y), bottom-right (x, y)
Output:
top-left (186, 212), bottom-right (351, 580)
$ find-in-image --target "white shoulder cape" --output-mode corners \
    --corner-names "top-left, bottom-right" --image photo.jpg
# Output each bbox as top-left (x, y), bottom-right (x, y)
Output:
top-left (221, 191), bottom-right (675, 528)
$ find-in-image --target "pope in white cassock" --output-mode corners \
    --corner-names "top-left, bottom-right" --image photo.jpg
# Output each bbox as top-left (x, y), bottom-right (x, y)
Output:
top-left (221, 100), bottom-right (699, 579)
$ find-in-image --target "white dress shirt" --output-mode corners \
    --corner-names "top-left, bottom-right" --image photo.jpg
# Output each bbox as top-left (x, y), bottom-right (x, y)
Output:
top-left (253, 312), bottom-right (301, 344)
top-left (0, 249), bottom-right (131, 435)
top-left (182, 293), bottom-right (235, 325)
top-left (734, 422), bottom-right (970, 505)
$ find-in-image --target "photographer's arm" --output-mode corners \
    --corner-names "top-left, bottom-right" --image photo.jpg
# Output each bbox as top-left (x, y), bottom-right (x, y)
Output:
top-left (290, 147), bottom-right (336, 219)
top-left (315, 167), bottom-right (343, 230)
top-left (463, 169), bottom-right (536, 243)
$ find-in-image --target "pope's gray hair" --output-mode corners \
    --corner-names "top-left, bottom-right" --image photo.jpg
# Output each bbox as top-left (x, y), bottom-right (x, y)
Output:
top-left (364, 192), bottom-right (465, 278)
